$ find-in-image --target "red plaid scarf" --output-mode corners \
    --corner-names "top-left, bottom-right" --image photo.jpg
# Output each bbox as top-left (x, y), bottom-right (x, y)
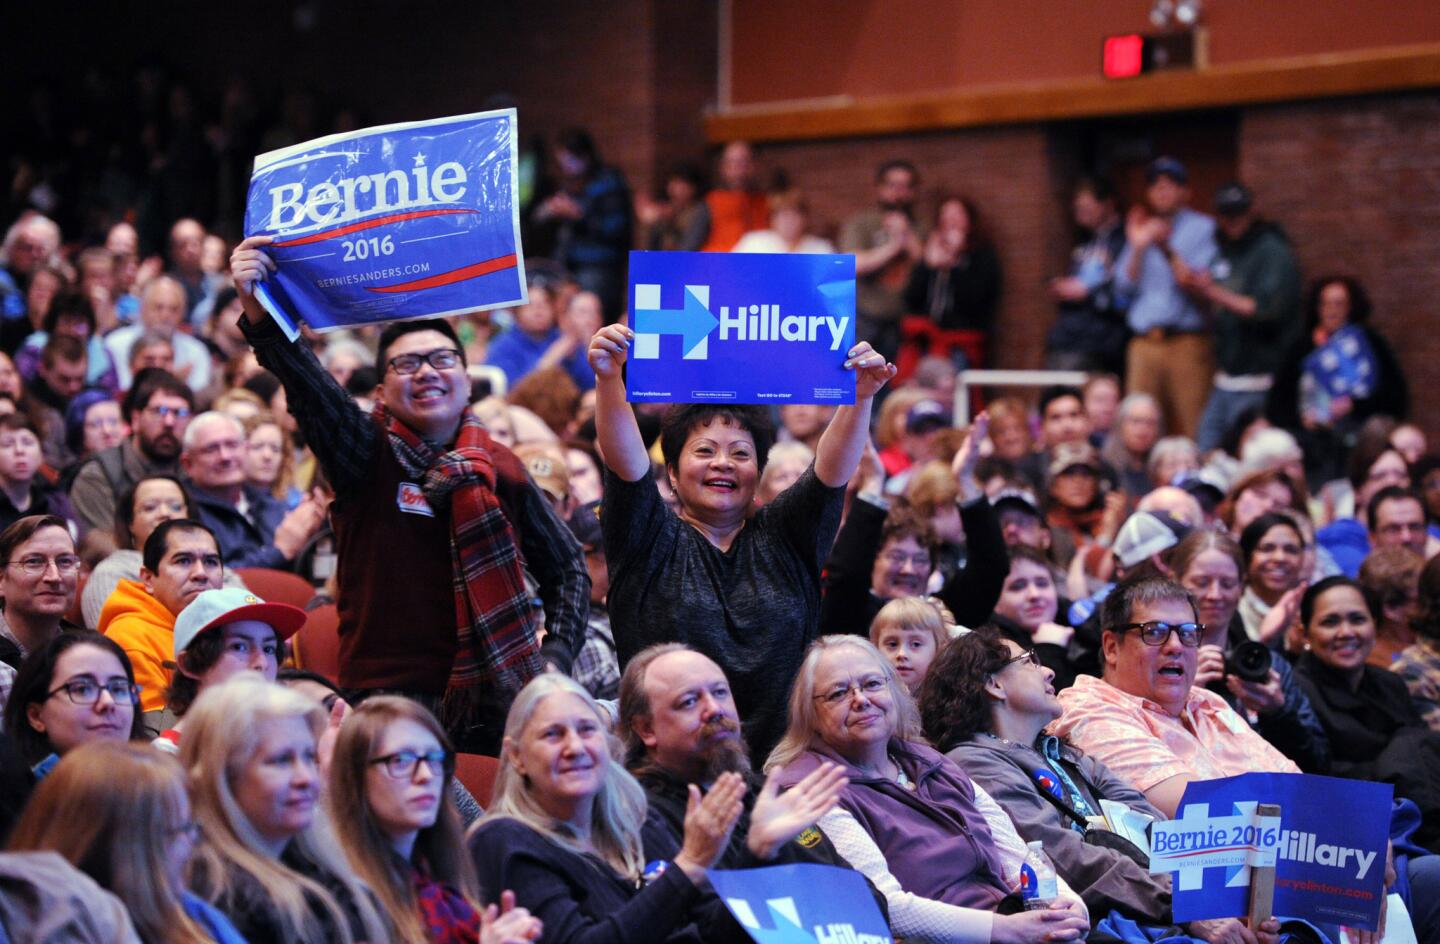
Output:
top-left (379, 405), bottom-right (543, 724)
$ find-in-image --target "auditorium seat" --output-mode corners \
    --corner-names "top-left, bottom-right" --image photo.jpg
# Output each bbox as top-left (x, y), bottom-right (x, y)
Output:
top-left (454, 753), bottom-right (502, 810)
top-left (235, 567), bottom-right (316, 609)
top-left (292, 603), bottom-right (341, 680)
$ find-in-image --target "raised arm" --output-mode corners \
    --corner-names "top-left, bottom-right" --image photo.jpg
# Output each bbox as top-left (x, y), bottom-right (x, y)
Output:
top-left (815, 342), bottom-right (896, 487)
top-left (588, 325), bottom-right (649, 483)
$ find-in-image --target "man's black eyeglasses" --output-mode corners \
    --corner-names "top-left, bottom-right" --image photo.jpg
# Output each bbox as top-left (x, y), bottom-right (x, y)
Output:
top-left (386, 349), bottom-right (462, 375)
top-left (1109, 621), bottom-right (1204, 648)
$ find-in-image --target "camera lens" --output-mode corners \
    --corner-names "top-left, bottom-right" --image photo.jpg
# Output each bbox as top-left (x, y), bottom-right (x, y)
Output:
top-left (1225, 640), bottom-right (1272, 683)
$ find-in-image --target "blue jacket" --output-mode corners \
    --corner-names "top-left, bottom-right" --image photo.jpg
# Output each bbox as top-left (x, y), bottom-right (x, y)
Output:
top-left (187, 481), bottom-right (291, 570)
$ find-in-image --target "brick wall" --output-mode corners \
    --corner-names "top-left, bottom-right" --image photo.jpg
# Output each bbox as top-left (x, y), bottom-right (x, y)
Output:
top-left (1239, 92), bottom-right (1440, 439)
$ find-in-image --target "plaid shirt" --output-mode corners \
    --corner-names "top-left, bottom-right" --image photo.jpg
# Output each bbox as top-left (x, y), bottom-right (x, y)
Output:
top-left (571, 610), bottom-right (619, 700)
top-left (413, 866), bottom-right (479, 944)
top-left (240, 315), bottom-right (588, 672)
top-left (1392, 637), bottom-right (1440, 732)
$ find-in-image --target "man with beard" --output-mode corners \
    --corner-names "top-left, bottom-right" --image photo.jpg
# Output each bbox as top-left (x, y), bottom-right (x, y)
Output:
top-left (68, 369), bottom-right (195, 534)
top-left (619, 643), bottom-right (888, 934)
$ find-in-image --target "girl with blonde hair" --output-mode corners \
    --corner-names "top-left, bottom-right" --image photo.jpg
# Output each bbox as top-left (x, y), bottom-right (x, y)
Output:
top-left (329, 695), bottom-right (542, 943)
top-left (181, 676), bottom-right (388, 943)
top-left (468, 673), bottom-right (745, 942)
top-left (869, 596), bottom-right (952, 693)
top-left (7, 740), bottom-right (244, 943)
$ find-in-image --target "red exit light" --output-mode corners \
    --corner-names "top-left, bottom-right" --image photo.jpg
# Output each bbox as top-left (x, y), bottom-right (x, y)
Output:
top-left (1103, 33), bottom-right (1145, 79)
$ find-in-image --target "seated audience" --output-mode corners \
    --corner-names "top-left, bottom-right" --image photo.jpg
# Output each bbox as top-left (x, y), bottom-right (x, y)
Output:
top-left (1358, 546), bottom-right (1424, 667)
top-left (731, 190), bottom-right (834, 254)
top-left (3, 631), bottom-right (144, 786)
top-left (756, 440), bottom-right (814, 507)
top-left (242, 410), bottom-right (301, 510)
top-left (619, 644), bottom-right (874, 940)
top-left (921, 633), bottom-right (1280, 944)
top-left (1316, 442), bottom-right (1411, 576)
top-left (62, 388), bottom-right (128, 480)
top-left (181, 677), bottom-right (388, 943)
top-left (469, 673), bottom-right (745, 943)
top-left (155, 587), bottom-right (305, 753)
top-left (1292, 577), bottom-right (1440, 849)
top-left (0, 516), bottom-right (82, 675)
top-left (870, 596), bottom-right (951, 693)
top-left (1395, 554), bottom-right (1440, 732)
top-left (1100, 393), bottom-right (1163, 501)
top-left (6, 741), bottom-right (245, 943)
top-left (1220, 467), bottom-right (1303, 536)
top-left (1044, 442), bottom-right (1125, 571)
top-left (1146, 436), bottom-right (1199, 492)
top-left (330, 696), bottom-right (543, 944)
top-left (98, 519), bottom-right (226, 716)
top-left (1170, 529), bottom-right (1329, 772)
top-left (767, 635), bottom-right (1091, 944)
top-left (983, 397), bottom-right (1034, 467)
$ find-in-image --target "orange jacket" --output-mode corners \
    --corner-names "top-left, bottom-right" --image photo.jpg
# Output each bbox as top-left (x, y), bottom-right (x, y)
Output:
top-left (97, 579), bottom-right (177, 713)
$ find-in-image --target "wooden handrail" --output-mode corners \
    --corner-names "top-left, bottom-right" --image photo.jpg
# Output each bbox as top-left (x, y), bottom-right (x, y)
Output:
top-left (705, 42), bottom-right (1440, 143)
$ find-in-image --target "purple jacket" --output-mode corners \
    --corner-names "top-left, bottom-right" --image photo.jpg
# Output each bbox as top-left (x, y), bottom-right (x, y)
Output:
top-left (777, 739), bottom-right (1010, 911)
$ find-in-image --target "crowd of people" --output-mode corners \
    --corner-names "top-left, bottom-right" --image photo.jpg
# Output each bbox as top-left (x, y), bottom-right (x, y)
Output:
top-left (0, 72), bottom-right (1436, 944)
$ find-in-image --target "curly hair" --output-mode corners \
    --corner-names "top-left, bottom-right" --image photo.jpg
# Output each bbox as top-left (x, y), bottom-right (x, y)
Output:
top-left (917, 632), bottom-right (1012, 753)
top-left (658, 404), bottom-right (775, 476)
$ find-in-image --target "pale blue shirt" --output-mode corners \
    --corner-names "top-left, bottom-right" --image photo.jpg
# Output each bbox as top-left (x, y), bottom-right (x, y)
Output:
top-left (1114, 206), bottom-right (1217, 334)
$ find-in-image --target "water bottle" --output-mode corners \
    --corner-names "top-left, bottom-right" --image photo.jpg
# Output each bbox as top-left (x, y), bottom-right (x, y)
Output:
top-left (1020, 840), bottom-right (1058, 910)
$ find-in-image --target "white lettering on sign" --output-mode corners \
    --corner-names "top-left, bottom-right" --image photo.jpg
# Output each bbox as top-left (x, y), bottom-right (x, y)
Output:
top-left (397, 482), bottom-right (435, 517)
top-left (717, 304), bottom-right (850, 351)
top-left (270, 153), bottom-right (468, 231)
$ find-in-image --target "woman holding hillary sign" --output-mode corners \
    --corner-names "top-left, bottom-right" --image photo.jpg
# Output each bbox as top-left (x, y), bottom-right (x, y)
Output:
top-left (589, 321), bottom-right (894, 759)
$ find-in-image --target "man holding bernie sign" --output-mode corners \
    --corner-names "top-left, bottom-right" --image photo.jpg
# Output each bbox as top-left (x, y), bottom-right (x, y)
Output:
top-left (1149, 773), bottom-right (1396, 937)
top-left (229, 110), bottom-right (589, 756)
top-left (242, 108), bottom-right (526, 335)
top-left (624, 250), bottom-right (858, 404)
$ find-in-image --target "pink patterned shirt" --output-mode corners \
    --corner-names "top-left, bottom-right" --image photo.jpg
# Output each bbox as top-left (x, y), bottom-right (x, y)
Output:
top-left (1050, 675), bottom-right (1299, 794)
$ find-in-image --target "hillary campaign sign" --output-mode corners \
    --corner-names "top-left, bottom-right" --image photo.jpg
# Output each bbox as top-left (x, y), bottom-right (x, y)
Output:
top-left (1151, 773), bottom-right (1390, 930)
top-left (244, 109), bottom-right (525, 336)
top-left (625, 251), bottom-right (856, 404)
top-left (708, 864), bottom-right (891, 944)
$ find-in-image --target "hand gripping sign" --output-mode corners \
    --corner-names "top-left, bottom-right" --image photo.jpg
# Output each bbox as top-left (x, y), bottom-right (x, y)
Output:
top-left (625, 251), bottom-right (857, 405)
top-left (1150, 773), bottom-right (1391, 931)
top-left (243, 109), bottom-right (526, 337)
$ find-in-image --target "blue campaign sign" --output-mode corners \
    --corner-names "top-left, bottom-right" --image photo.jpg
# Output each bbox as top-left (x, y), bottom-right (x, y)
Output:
top-left (708, 863), bottom-right (891, 944)
top-left (625, 251), bottom-right (856, 404)
top-left (1162, 773), bottom-right (1391, 930)
top-left (244, 109), bottom-right (525, 336)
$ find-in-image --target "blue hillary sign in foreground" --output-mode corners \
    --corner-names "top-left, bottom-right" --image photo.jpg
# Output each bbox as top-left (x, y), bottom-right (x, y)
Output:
top-left (244, 109), bottom-right (525, 336)
top-left (1156, 774), bottom-right (1391, 930)
top-left (626, 251), bottom-right (856, 404)
top-left (708, 864), bottom-right (891, 944)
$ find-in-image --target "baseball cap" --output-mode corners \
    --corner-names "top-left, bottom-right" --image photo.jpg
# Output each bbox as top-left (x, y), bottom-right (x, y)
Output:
top-left (1146, 156), bottom-right (1189, 185)
top-left (1047, 442), bottom-right (1102, 482)
top-left (991, 488), bottom-right (1044, 520)
top-left (1214, 181), bottom-right (1253, 217)
top-left (524, 453), bottom-right (570, 503)
top-left (906, 400), bottom-right (951, 434)
top-left (1112, 511), bottom-right (1193, 569)
top-left (1174, 466), bottom-right (1230, 502)
top-left (173, 587), bottom-right (307, 658)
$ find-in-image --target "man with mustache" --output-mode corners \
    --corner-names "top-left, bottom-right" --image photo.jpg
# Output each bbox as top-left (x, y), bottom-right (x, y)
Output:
top-left (619, 643), bottom-right (887, 935)
top-left (68, 368), bottom-right (194, 534)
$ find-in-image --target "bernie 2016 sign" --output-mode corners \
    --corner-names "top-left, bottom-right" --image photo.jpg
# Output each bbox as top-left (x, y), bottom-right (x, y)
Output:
top-left (243, 109), bottom-right (526, 337)
top-left (625, 251), bottom-right (856, 405)
top-left (1149, 773), bottom-right (1391, 931)
top-left (708, 863), bottom-right (892, 944)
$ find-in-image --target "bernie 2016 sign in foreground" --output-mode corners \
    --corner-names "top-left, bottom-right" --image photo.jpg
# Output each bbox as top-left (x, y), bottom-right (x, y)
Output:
top-left (1149, 773), bottom-right (1391, 931)
top-left (244, 109), bottom-right (526, 337)
top-left (625, 251), bottom-right (857, 405)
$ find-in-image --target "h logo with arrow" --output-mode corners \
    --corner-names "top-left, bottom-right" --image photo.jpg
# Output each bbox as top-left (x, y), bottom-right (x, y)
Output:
top-left (633, 283), bottom-right (718, 361)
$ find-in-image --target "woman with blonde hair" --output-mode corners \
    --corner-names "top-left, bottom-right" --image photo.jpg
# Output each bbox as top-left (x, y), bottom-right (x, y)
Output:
top-left (7, 740), bottom-right (245, 943)
top-left (241, 409), bottom-right (301, 507)
top-left (468, 673), bottom-right (746, 942)
top-left (181, 676), bottom-right (388, 943)
top-left (767, 635), bottom-right (1090, 944)
top-left (330, 695), bottom-right (542, 943)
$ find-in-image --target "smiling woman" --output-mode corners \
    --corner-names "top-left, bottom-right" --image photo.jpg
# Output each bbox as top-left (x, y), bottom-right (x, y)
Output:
top-left (589, 322), bottom-right (896, 759)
